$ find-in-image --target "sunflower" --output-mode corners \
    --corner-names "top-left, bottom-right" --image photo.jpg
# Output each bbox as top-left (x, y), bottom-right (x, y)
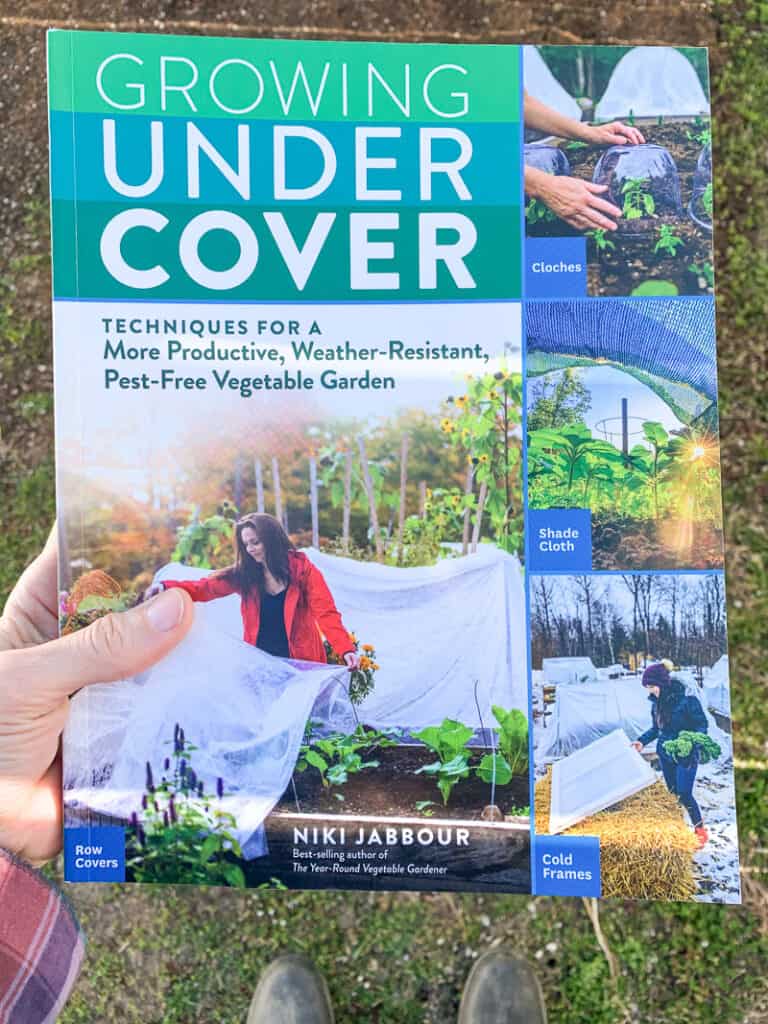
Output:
top-left (440, 418), bottom-right (453, 434)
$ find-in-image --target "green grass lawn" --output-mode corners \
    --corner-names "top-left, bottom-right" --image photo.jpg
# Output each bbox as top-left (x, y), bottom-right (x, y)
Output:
top-left (1, 3), bottom-right (767, 1021)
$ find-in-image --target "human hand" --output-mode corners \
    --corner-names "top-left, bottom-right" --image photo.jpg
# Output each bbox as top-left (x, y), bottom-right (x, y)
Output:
top-left (343, 651), bottom-right (361, 671)
top-left (0, 528), bottom-right (193, 865)
top-left (583, 121), bottom-right (645, 146)
top-left (535, 175), bottom-right (622, 232)
top-left (630, 741), bottom-right (644, 752)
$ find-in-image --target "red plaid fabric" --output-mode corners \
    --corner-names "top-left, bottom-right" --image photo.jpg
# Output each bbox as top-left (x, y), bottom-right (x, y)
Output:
top-left (0, 849), bottom-right (84, 1023)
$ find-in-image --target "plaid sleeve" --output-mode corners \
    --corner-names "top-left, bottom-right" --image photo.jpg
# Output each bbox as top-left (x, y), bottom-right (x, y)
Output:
top-left (0, 849), bottom-right (85, 1024)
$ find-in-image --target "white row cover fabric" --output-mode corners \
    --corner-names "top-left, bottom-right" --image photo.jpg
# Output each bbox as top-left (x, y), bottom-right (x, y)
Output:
top-left (523, 45), bottom-right (583, 122)
top-left (537, 676), bottom-right (656, 761)
top-left (703, 655), bottom-right (731, 716)
top-left (64, 614), bottom-right (353, 858)
top-left (549, 728), bottom-right (656, 833)
top-left (537, 674), bottom-right (730, 762)
top-left (302, 545), bottom-right (528, 727)
top-left (595, 47), bottom-right (709, 120)
top-left (155, 546), bottom-right (527, 727)
top-left (542, 657), bottom-right (597, 686)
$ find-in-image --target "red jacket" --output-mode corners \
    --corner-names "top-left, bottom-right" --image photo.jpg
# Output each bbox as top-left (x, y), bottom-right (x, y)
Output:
top-left (163, 550), bottom-right (354, 663)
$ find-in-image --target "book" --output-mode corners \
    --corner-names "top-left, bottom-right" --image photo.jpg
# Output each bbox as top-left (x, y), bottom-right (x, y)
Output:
top-left (48, 31), bottom-right (738, 902)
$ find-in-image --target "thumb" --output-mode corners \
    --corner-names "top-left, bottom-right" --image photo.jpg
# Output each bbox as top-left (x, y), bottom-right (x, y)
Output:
top-left (4, 589), bottom-right (194, 704)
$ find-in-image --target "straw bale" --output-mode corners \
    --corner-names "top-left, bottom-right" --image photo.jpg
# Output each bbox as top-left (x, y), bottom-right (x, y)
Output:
top-left (535, 767), bottom-right (699, 900)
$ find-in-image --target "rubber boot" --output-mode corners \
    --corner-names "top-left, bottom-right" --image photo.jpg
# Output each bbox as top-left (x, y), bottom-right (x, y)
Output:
top-left (247, 954), bottom-right (334, 1024)
top-left (458, 950), bottom-right (547, 1024)
top-left (694, 825), bottom-right (709, 848)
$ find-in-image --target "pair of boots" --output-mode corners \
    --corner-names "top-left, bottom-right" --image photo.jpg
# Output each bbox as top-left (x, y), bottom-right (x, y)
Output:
top-left (247, 950), bottom-right (546, 1023)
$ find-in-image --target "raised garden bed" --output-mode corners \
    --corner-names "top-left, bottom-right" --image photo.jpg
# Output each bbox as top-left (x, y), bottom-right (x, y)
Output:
top-left (276, 744), bottom-right (530, 821)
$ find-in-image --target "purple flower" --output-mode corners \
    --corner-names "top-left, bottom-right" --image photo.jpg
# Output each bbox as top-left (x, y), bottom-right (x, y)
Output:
top-left (197, 781), bottom-right (204, 797)
top-left (186, 768), bottom-right (197, 791)
top-left (130, 811), bottom-right (139, 829)
top-left (163, 811), bottom-right (169, 828)
top-left (179, 758), bottom-right (187, 778)
top-left (169, 797), bottom-right (177, 824)
top-left (145, 761), bottom-right (154, 791)
top-left (164, 757), bottom-right (170, 771)
top-left (154, 800), bottom-right (160, 813)
top-left (216, 777), bottom-right (224, 800)
top-left (141, 794), bottom-right (148, 810)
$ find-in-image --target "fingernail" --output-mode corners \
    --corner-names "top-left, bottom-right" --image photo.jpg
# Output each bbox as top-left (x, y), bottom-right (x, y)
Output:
top-left (145, 589), bottom-right (185, 632)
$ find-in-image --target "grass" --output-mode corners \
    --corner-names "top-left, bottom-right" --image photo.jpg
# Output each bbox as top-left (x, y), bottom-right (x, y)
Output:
top-left (1, 4), bottom-right (767, 1022)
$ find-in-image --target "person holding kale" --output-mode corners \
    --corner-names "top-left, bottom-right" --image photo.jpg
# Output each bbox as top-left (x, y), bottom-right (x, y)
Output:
top-left (631, 661), bottom-right (710, 847)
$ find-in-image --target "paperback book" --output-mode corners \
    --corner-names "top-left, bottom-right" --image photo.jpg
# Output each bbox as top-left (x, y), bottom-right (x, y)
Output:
top-left (49, 30), bottom-right (738, 901)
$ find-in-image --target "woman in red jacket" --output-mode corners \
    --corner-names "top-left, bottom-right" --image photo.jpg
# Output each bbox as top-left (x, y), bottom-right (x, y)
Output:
top-left (146, 513), bottom-right (360, 668)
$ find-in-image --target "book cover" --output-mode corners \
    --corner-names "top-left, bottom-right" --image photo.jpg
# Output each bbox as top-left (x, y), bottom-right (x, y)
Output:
top-left (48, 32), bottom-right (738, 902)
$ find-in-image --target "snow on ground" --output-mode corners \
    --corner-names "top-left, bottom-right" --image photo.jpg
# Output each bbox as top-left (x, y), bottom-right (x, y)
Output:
top-left (690, 730), bottom-right (741, 903)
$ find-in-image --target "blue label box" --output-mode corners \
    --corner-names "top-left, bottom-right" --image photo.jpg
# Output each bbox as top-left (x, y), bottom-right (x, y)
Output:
top-left (65, 826), bottom-right (126, 883)
top-left (525, 237), bottom-right (587, 297)
top-left (528, 508), bottom-right (592, 572)
top-left (533, 835), bottom-right (601, 897)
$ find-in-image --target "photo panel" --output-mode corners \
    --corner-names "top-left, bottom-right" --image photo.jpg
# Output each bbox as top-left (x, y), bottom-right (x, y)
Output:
top-left (522, 45), bottom-right (714, 299)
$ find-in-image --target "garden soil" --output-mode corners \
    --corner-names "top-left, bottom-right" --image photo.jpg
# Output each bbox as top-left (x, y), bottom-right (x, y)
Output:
top-left (277, 746), bottom-right (530, 821)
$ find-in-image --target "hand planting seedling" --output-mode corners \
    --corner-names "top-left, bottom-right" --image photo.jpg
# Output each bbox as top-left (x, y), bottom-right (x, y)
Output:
top-left (662, 731), bottom-right (722, 764)
top-left (621, 177), bottom-right (656, 220)
top-left (126, 724), bottom-right (246, 888)
top-left (654, 223), bottom-right (685, 257)
top-left (414, 718), bottom-right (474, 805)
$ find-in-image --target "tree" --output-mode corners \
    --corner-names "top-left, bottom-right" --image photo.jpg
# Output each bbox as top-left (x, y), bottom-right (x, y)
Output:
top-left (528, 369), bottom-right (592, 431)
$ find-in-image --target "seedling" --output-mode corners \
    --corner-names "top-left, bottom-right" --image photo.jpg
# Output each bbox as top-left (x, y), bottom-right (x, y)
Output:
top-left (653, 223), bottom-right (684, 256)
top-left (621, 177), bottom-right (656, 220)
top-left (627, 108), bottom-right (636, 126)
top-left (492, 705), bottom-right (529, 776)
top-left (525, 197), bottom-right (558, 226)
top-left (588, 228), bottom-right (616, 253)
top-left (563, 140), bottom-right (589, 150)
top-left (689, 260), bottom-right (715, 289)
top-left (657, 114), bottom-right (665, 127)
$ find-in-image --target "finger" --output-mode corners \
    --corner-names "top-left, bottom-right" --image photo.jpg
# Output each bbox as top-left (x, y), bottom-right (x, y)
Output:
top-left (585, 182), bottom-right (610, 195)
top-left (584, 209), bottom-right (618, 231)
top-left (0, 525), bottom-right (60, 650)
top-left (2, 588), bottom-right (194, 702)
top-left (588, 195), bottom-right (623, 217)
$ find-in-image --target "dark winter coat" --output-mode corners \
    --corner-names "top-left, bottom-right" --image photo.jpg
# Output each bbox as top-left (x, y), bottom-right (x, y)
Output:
top-left (637, 678), bottom-right (708, 752)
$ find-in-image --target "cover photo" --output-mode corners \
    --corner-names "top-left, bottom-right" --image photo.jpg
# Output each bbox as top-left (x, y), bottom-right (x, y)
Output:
top-left (48, 31), bottom-right (739, 902)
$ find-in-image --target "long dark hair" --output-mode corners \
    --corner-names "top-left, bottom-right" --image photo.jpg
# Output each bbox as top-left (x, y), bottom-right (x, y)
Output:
top-left (655, 677), bottom-right (686, 730)
top-left (217, 513), bottom-right (294, 595)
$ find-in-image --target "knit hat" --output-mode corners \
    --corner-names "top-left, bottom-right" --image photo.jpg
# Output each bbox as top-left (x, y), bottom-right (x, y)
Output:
top-left (642, 662), bottom-right (670, 688)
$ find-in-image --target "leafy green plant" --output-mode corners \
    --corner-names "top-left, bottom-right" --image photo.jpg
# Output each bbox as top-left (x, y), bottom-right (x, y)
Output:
top-left (621, 177), bottom-right (656, 220)
top-left (443, 369), bottom-right (524, 554)
top-left (297, 724), bottom-right (395, 790)
top-left (171, 506), bottom-right (236, 568)
top-left (492, 705), bottom-right (530, 776)
top-left (662, 731), bottom-right (722, 764)
top-left (126, 724), bottom-right (246, 888)
top-left (654, 224), bottom-right (684, 256)
top-left (588, 228), bottom-right (616, 253)
top-left (476, 752), bottom-right (513, 786)
top-left (414, 718), bottom-right (474, 804)
top-left (563, 140), bottom-right (589, 151)
top-left (686, 120), bottom-right (712, 147)
top-left (525, 197), bottom-right (558, 226)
